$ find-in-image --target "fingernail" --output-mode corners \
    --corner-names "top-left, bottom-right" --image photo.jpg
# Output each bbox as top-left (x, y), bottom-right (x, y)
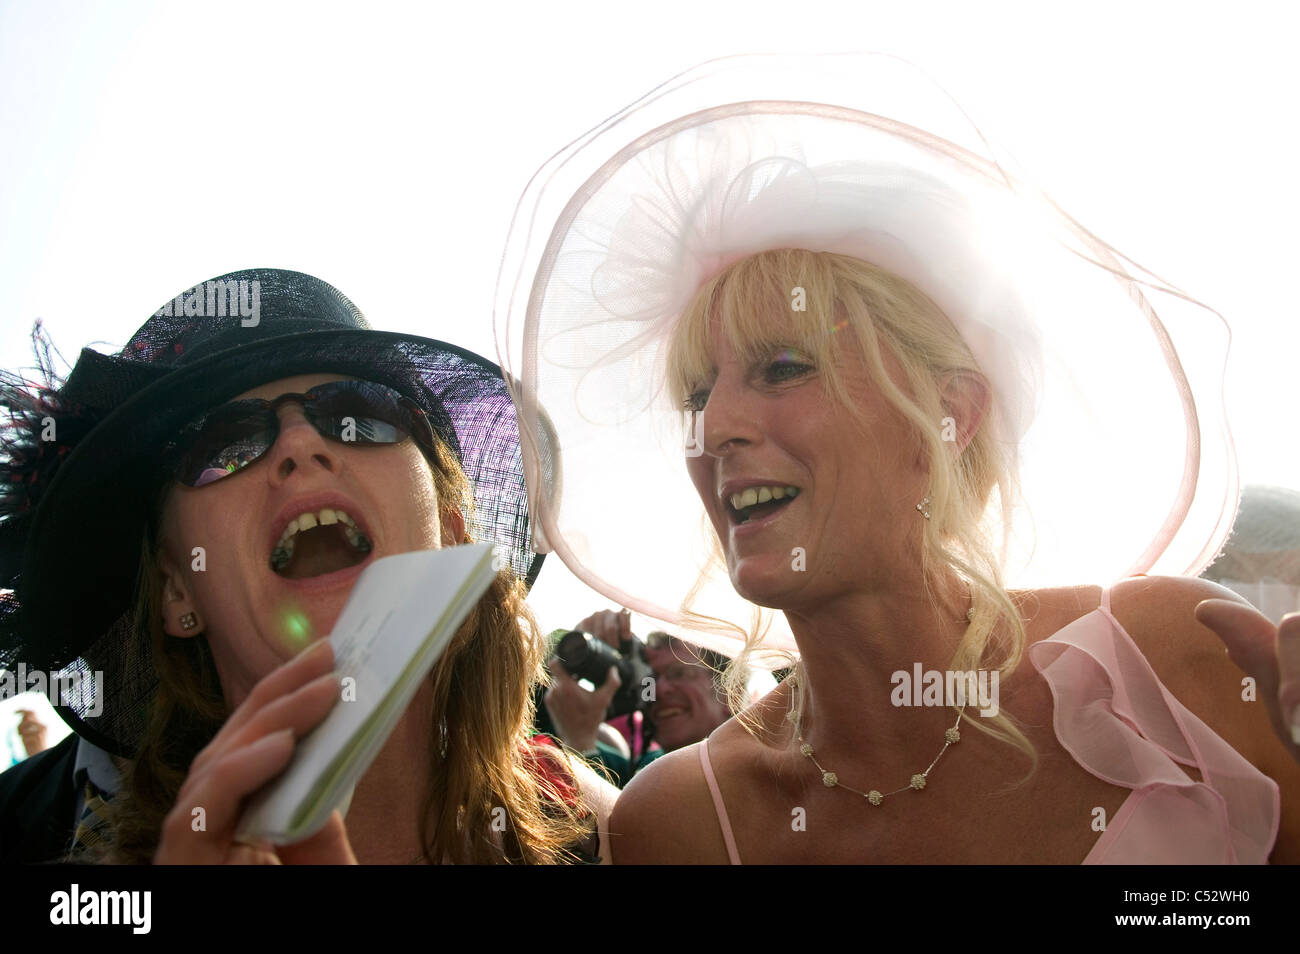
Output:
top-left (256, 728), bottom-right (295, 750)
top-left (297, 639), bottom-right (330, 659)
top-left (1290, 708), bottom-right (1300, 746)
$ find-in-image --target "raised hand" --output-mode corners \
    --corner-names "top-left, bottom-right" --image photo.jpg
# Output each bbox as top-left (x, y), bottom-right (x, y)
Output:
top-left (544, 661), bottom-right (622, 753)
top-left (1196, 600), bottom-right (1300, 760)
top-left (154, 639), bottom-right (357, 864)
top-left (16, 708), bottom-right (48, 756)
top-left (575, 608), bottom-right (634, 649)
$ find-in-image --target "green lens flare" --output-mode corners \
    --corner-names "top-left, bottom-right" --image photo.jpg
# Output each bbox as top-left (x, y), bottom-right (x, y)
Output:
top-left (277, 605), bottom-right (314, 649)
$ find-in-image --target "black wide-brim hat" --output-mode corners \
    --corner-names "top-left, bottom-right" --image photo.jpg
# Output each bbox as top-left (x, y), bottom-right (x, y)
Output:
top-left (0, 268), bottom-right (555, 757)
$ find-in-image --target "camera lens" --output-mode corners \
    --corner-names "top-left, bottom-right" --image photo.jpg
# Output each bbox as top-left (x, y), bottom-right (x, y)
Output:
top-left (554, 631), bottom-right (622, 687)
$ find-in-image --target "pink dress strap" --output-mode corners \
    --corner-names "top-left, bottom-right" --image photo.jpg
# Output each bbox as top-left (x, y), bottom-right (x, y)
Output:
top-left (698, 736), bottom-right (742, 864)
top-left (1028, 588), bottom-right (1280, 864)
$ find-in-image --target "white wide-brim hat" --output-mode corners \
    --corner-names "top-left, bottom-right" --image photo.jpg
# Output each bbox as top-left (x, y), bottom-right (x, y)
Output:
top-left (495, 53), bottom-right (1237, 661)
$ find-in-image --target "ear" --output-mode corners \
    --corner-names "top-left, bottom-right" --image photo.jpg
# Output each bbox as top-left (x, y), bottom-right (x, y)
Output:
top-left (939, 372), bottom-right (991, 455)
top-left (440, 506), bottom-right (466, 547)
top-left (158, 547), bottom-right (204, 639)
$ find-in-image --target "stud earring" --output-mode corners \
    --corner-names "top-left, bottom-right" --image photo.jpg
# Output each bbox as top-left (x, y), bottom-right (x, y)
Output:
top-left (916, 496), bottom-right (932, 520)
top-left (180, 612), bottom-right (198, 631)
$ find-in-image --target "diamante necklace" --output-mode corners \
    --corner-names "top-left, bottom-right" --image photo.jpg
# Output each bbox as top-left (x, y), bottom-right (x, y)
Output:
top-left (793, 692), bottom-right (965, 805)
top-left (790, 585), bottom-right (974, 806)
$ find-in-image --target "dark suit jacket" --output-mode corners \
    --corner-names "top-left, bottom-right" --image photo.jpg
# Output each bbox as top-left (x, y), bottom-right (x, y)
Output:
top-left (0, 733), bottom-right (78, 863)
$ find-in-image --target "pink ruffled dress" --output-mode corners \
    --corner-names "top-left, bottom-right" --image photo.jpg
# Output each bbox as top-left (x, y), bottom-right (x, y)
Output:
top-left (698, 586), bottom-right (1281, 863)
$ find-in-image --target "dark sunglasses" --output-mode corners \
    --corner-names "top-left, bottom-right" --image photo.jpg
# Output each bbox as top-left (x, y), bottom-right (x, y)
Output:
top-left (168, 379), bottom-right (435, 488)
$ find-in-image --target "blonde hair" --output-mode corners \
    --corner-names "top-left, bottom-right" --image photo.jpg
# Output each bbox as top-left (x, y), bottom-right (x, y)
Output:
top-left (666, 248), bottom-right (1036, 768)
top-left (98, 435), bottom-right (591, 864)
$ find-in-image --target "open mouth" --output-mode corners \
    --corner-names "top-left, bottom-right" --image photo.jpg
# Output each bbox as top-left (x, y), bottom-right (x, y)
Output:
top-left (656, 706), bottom-right (687, 721)
top-left (726, 485), bottom-right (800, 525)
top-left (270, 507), bottom-right (373, 579)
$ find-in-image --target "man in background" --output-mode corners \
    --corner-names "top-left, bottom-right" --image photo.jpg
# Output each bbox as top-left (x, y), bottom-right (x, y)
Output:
top-left (544, 609), bottom-right (740, 787)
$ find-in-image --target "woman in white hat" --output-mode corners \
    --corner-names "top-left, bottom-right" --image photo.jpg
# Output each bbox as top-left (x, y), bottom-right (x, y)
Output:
top-left (498, 54), bottom-right (1298, 862)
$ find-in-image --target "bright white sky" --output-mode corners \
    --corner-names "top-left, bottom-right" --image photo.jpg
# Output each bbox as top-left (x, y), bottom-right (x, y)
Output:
top-left (0, 0), bottom-right (1296, 695)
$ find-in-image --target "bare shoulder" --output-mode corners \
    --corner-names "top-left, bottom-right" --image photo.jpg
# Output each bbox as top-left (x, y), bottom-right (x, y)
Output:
top-left (1108, 575), bottom-right (1300, 861)
top-left (1107, 575), bottom-right (1249, 685)
top-left (609, 682), bottom-right (793, 864)
top-left (607, 741), bottom-right (732, 864)
top-left (1107, 575), bottom-right (1267, 761)
top-left (1108, 573), bottom-right (1247, 630)
top-left (1017, 577), bottom-right (1262, 763)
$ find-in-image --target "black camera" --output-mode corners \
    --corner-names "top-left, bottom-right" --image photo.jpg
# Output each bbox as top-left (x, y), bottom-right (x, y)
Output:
top-left (550, 629), bottom-right (656, 721)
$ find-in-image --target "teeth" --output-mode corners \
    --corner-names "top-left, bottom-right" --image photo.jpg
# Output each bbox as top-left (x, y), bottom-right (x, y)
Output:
top-left (271, 507), bottom-right (371, 571)
top-left (728, 486), bottom-right (800, 511)
top-left (343, 526), bottom-right (372, 553)
top-left (276, 508), bottom-right (361, 545)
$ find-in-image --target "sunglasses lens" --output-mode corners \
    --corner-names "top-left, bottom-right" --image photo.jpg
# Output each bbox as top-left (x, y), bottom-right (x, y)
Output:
top-left (173, 381), bottom-right (429, 487)
top-left (176, 405), bottom-right (275, 487)
top-left (307, 381), bottom-right (415, 445)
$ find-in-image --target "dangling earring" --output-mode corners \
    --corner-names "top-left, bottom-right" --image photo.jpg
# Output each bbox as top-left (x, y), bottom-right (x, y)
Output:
top-left (915, 496), bottom-right (932, 520)
top-left (180, 612), bottom-right (198, 631)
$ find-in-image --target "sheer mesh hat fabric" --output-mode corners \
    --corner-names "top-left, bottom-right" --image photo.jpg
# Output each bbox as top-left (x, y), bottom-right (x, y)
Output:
top-left (0, 268), bottom-right (553, 756)
top-left (494, 53), bottom-right (1237, 661)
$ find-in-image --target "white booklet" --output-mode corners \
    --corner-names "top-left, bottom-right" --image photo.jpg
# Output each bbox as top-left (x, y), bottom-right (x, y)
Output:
top-left (236, 542), bottom-right (496, 845)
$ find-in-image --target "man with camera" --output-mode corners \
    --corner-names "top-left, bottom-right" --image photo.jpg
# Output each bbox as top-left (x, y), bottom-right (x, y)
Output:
top-left (543, 609), bottom-right (736, 788)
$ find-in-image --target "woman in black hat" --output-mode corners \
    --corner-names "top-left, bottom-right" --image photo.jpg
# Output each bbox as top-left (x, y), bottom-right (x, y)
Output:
top-left (0, 269), bottom-right (614, 864)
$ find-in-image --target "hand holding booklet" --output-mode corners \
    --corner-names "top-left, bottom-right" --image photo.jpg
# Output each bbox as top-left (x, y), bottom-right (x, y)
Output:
top-left (236, 542), bottom-right (497, 845)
